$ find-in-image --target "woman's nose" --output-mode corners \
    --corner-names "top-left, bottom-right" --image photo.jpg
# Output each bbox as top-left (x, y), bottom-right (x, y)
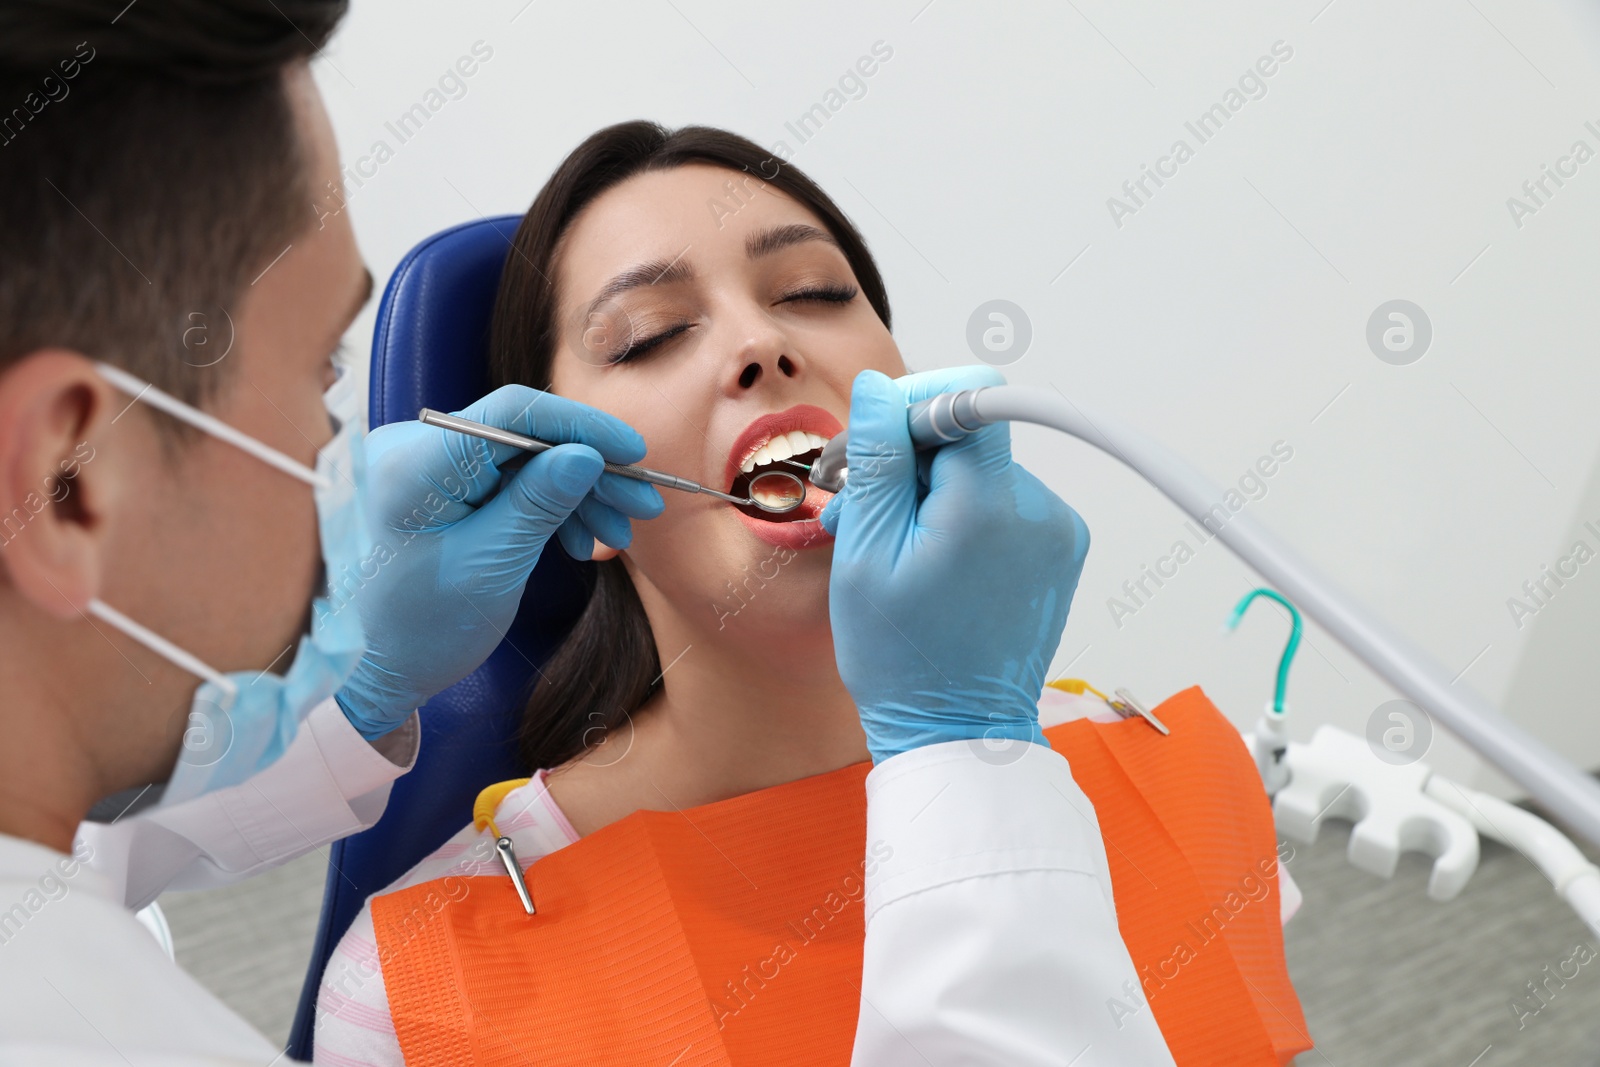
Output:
top-left (735, 351), bottom-right (798, 389)
top-left (730, 326), bottom-right (800, 390)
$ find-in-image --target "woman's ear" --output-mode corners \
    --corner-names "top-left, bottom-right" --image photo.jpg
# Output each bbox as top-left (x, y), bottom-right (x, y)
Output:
top-left (591, 540), bottom-right (622, 562)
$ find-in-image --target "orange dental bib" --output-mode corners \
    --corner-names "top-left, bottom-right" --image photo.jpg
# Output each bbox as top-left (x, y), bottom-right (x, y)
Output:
top-left (374, 687), bottom-right (1311, 1065)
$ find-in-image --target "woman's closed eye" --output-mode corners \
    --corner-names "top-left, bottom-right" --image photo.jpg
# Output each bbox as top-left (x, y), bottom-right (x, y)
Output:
top-left (776, 282), bottom-right (858, 306)
top-left (606, 284), bottom-right (860, 365)
top-left (608, 320), bottom-right (692, 364)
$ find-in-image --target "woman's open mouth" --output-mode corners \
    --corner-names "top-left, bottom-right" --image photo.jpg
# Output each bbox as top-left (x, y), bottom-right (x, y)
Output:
top-left (724, 410), bottom-right (843, 549)
top-left (728, 442), bottom-right (828, 523)
top-left (727, 463), bottom-right (835, 551)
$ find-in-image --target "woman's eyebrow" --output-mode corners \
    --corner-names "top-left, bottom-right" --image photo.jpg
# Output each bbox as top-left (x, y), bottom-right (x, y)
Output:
top-left (580, 226), bottom-right (837, 319)
top-left (584, 255), bottom-right (695, 320)
top-left (745, 223), bottom-right (839, 260)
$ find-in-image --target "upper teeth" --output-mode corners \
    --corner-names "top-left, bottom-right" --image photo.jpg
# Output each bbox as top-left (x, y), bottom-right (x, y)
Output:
top-left (742, 430), bottom-right (829, 473)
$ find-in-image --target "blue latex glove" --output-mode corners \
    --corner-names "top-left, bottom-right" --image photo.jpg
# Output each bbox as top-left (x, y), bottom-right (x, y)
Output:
top-left (819, 366), bottom-right (1090, 763)
top-left (334, 385), bottom-right (664, 738)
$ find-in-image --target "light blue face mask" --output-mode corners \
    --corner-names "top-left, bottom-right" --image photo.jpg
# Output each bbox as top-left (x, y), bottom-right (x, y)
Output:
top-left (89, 362), bottom-right (372, 809)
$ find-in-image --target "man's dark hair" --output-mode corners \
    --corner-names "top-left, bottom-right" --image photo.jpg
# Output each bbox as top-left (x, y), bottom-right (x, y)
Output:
top-left (0, 0), bottom-right (348, 407)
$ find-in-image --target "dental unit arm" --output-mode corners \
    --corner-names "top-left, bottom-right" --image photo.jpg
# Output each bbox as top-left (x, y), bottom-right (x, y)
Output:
top-left (813, 384), bottom-right (1600, 853)
top-left (1268, 721), bottom-right (1600, 941)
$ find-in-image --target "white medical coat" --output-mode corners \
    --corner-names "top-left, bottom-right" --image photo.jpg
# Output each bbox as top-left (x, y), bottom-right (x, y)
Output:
top-left (0, 698), bottom-right (1178, 1066)
top-left (0, 698), bottom-right (417, 1065)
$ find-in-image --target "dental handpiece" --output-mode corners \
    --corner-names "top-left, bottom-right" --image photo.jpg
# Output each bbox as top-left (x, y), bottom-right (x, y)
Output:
top-left (417, 408), bottom-right (808, 515)
top-left (807, 388), bottom-right (991, 493)
top-left (809, 382), bottom-right (1600, 849)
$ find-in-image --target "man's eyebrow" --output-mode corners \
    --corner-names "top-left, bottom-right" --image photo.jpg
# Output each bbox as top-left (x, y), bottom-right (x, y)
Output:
top-left (745, 223), bottom-right (839, 260)
top-left (584, 256), bottom-right (695, 320)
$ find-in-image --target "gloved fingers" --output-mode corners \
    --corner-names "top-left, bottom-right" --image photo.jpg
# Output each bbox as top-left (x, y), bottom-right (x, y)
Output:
top-left (891, 363), bottom-right (1006, 405)
top-left (556, 512), bottom-right (596, 561)
top-left (927, 415), bottom-right (1015, 493)
top-left (911, 365), bottom-right (1019, 533)
top-left (458, 385), bottom-right (648, 467)
top-left (1064, 500), bottom-right (1091, 570)
top-left (824, 364), bottom-right (1007, 534)
top-left (361, 420), bottom-right (495, 525)
top-left (573, 494), bottom-right (634, 550)
top-left (830, 369), bottom-right (920, 549)
top-left (818, 489), bottom-right (847, 533)
top-left (908, 361), bottom-right (1015, 486)
top-left (822, 366), bottom-right (1003, 535)
top-left (1015, 464), bottom-right (1090, 572)
top-left (899, 362), bottom-right (1012, 497)
top-left (590, 469), bottom-right (665, 520)
top-left (464, 442), bottom-right (605, 572)
top-left (433, 423), bottom-right (505, 510)
top-left (915, 418), bottom-right (1022, 544)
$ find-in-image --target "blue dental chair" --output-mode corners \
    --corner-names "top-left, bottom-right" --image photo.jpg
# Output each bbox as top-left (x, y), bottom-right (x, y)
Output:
top-left (285, 215), bottom-right (592, 1061)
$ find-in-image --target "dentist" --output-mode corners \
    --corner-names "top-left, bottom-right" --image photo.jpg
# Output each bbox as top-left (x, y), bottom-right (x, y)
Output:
top-left (0, 2), bottom-right (1173, 1064)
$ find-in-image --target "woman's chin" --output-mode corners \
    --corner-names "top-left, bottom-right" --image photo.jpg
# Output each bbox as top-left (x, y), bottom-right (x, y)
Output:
top-left (708, 548), bottom-right (832, 641)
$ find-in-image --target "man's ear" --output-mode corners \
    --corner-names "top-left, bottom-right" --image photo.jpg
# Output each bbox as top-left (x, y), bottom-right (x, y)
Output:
top-left (0, 350), bottom-right (124, 618)
top-left (591, 540), bottom-right (622, 562)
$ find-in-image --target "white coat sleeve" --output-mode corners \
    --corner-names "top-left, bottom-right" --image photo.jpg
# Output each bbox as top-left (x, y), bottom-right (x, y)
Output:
top-left (850, 739), bottom-right (1178, 1067)
top-left (78, 697), bottom-right (420, 911)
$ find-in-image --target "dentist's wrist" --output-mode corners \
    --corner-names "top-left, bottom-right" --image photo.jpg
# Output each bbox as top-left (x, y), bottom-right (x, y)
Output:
top-left (334, 688), bottom-right (412, 741)
top-left (861, 704), bottom-right (1049, 763)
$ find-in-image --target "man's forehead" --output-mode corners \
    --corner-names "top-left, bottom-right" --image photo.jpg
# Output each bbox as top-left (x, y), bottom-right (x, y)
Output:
top-left (283, 62), bottom-right (345, 196)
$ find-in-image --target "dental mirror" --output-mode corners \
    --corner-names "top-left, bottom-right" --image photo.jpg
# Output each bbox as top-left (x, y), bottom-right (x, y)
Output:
top-left (745, 470), bottom-right (808, 514)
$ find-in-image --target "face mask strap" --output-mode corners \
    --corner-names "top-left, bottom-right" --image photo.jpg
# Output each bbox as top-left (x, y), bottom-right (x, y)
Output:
top-left (87, 597), bottom-right (240, 705)
top-left (95, 362), bottom-right (332, 491)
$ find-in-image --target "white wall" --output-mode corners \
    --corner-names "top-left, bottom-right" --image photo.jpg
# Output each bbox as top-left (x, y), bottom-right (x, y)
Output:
top-left (313, 0), bottom-right (1600, 798)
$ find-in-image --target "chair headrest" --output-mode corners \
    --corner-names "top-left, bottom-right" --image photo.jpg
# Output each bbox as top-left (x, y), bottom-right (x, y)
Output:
top-left (366, 210), bottom-right (592, 661)
top-left (370, 213), bottom-right (524, 430)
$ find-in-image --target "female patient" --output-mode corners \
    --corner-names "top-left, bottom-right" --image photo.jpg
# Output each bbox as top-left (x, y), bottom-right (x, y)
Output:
top-left (314, 121), bottom-right (1307, 1066)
